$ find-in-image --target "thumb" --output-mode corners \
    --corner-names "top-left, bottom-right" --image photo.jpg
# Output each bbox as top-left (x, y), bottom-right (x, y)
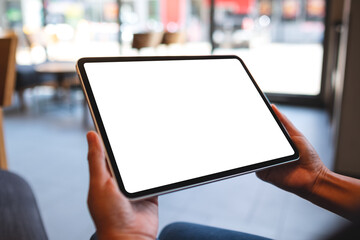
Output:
top-left (271, 104), bottom-right (303, 137)
top-left (87, 131), bottom-right (110, 185)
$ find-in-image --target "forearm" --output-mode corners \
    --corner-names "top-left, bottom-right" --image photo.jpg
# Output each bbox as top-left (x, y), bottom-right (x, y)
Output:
top-left (307, 169), bottom-right (360, 222)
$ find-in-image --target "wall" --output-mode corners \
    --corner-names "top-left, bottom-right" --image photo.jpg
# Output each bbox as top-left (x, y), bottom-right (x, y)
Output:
top-left (333, 0), bottom-right (360, 176)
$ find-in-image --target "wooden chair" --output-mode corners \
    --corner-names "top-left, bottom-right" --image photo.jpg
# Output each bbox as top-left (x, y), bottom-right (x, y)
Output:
top-left (161, 31), bottom-right (186, 45)
top-left (0, 32), bottom-right (18, 169)
top-left (132, 32), bottom-right (164, 51)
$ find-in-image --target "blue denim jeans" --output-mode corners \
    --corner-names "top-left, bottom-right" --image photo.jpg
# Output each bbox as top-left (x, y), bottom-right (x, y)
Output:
top-left (159, 222), bottom-right (272, 240)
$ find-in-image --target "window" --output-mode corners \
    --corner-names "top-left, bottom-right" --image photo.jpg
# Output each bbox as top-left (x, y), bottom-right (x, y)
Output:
top-left (211, 0), bottom-right (326, 100)
top-left (8, 0), bottom-right (327, 104)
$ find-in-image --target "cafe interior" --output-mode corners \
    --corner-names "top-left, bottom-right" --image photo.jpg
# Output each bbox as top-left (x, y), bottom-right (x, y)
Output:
top-left (0, 0), bottom-right (359, 239)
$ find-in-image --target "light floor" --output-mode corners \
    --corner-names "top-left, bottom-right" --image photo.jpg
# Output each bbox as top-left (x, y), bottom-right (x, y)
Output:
top-left (3, 92), bottom-right (349, 240)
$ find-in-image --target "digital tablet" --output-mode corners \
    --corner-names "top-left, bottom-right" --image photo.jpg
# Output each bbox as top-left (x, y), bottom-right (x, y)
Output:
top-left (76, 55), bottom-right (299, 199)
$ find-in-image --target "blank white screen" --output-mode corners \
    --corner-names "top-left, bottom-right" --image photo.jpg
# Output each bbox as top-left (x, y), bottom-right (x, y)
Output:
top-left (84, 59), bottom-right (294, 193)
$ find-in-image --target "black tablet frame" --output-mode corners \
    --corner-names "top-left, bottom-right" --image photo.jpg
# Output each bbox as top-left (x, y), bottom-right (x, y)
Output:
top-left (76, 55), bottom-right (299, 200)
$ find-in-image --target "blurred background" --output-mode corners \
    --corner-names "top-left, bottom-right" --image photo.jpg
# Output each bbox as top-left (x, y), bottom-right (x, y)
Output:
top-left (3, 0), bottom-right (326, 94)
top-left (0, 0), bottom-right (359, 240)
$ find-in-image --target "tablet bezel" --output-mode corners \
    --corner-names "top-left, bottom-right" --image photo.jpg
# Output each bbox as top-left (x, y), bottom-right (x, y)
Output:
top-left (76, 55), bottom-right (299, 200)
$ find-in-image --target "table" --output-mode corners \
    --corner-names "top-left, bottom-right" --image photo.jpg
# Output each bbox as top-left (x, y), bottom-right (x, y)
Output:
top-left (35, 61), bottom-right (78, 101)
top-left (35, 61), bottom-right (76, 85)
top-left (35, 61), bottom-right (90, 127)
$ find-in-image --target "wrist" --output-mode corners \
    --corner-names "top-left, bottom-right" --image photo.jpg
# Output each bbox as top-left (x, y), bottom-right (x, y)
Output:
top-left (292, 165), bottom-right (330, 201)
top-left (307, 165), bottom-right (330, 201)
top-left (305, 167), bottom-right (360, 221)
